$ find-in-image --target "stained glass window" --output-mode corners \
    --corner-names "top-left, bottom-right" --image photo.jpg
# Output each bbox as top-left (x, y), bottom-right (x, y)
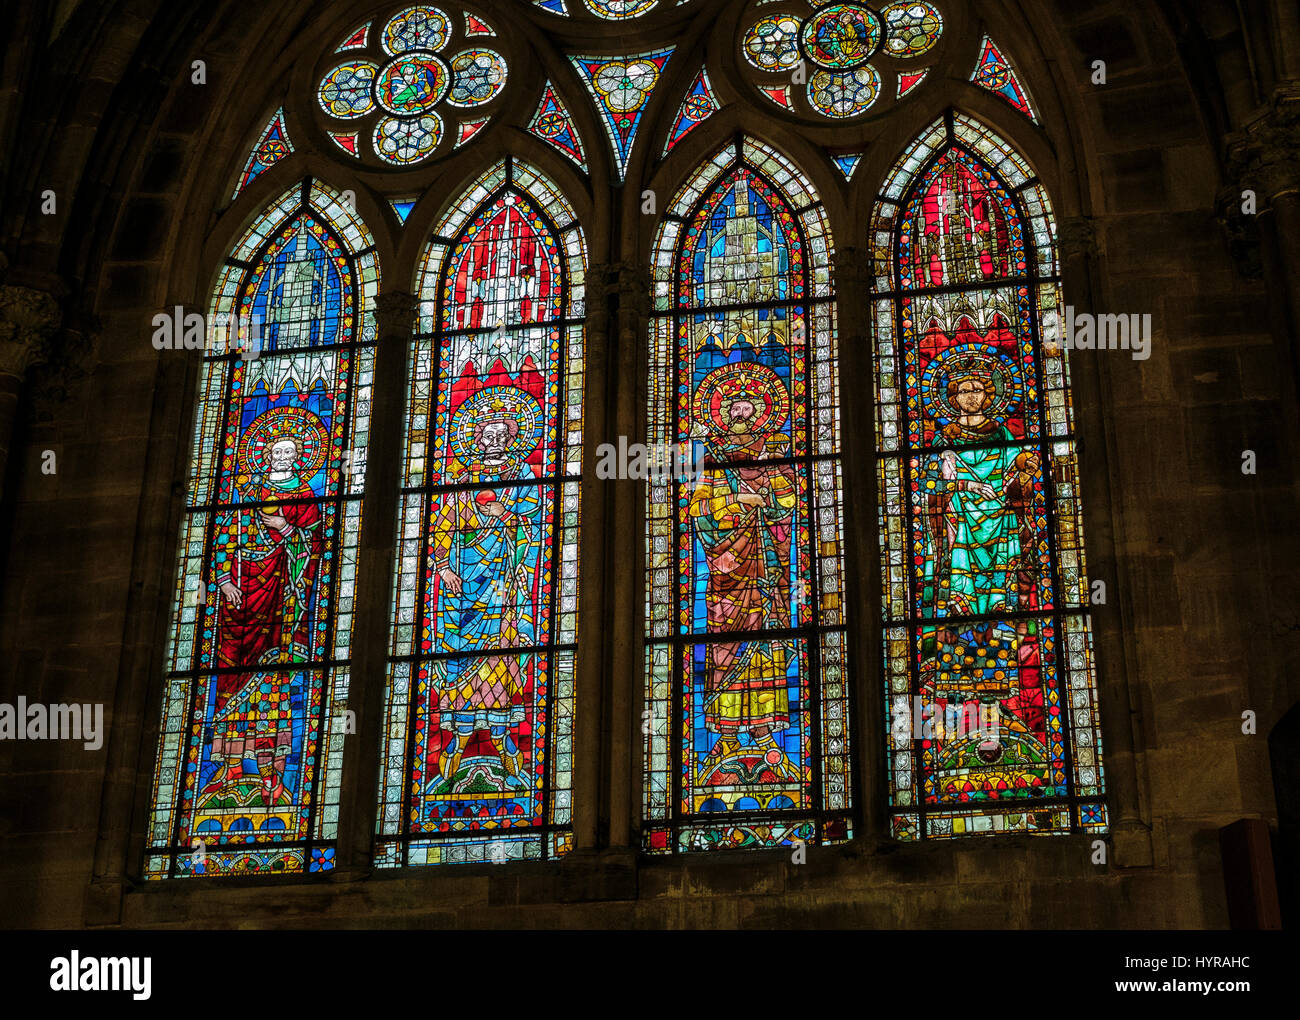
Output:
top-left (645, 138), bottom-right (851, 854)
top-left (377, 158), bottom-right (585, 866)
top-left (233, 108), bottom-right (293, 199)
top-left (663, 67), bottom-right (721, 156)
top-left (147, 179), bottom-right (379, 878)
top-left (870, 113), bottom-right (1106, 840)
top-left (570, 48), bottom-right (674, 181)
top-left (529, 82), bottom-right (588, 167)
top-left (971, 36), bottom-right (1036, 122)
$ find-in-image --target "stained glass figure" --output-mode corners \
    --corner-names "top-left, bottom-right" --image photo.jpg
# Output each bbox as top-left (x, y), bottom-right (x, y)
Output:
top-left (147, 180), bottom-right (379, 878)
top-left (233, 109), bottom-right (293, 199)
top-left (377, 158), bottom-right (585, 866)
top-left (570, 47), bottom-right (674, 180)
top-left (870, 113), bottom-right (1104, 840)
top-left (315, 7), bottom-right (507, 166)
top-left (645, 139), bottom-right (851, 854)
top-left (663, 67), bottom-right (720, 156)
top-left (971, 36), bottom-right (1036, 122)
top-left (529, 83), bottom-right (587, 166)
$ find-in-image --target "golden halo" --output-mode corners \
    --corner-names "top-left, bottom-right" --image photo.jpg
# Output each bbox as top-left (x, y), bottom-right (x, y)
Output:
top-left (237, 406), bottom-right (330, 479)
top-left (692, 362), bottom-right (790, 437)
top-left (922, 344), bottom-right (1021, 426)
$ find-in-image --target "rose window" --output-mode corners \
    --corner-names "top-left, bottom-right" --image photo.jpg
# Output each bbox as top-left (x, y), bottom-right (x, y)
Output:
top-left (316, 6), bottom-right (508, 166)
top-left (741, 1), bottom-right (944, 118)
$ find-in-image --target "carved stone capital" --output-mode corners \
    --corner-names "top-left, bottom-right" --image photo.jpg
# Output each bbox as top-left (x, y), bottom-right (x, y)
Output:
top-left (373, 290), bottom-right (416, 338)
top-left (1224, 84), bottom-right (1300, 203)
top-left (832, 247), bottom-right (872, 290)
top-left (0, 284), bottom-right (62, 378)
top-left (594, 261), bottom-right (651, 320)
top-left (1057, 216), bottom-right (1101, 262)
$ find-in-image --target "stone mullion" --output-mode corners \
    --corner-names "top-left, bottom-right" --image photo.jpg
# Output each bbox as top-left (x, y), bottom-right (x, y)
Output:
top-left (571, 263), bottom-right (611, 854)
top-left (832, 248), bottom-right (885, 842)
top-left (606, 262), bottom-right (648, 851)
top-left (334, 290), bottom-right (413, 876)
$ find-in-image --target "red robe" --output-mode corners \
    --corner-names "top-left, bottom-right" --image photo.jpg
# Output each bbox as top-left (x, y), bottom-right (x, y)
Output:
top-left (213, 475), bottom-right (322, 712)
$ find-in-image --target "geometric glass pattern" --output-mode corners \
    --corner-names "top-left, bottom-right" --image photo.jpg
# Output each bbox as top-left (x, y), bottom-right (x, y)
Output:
top-left (869, 112), bottom-right (1105, 840)
top-left (570, 47), bottom-right (674, 181)
top-left (664, 67), bottom-right (721, 156)
top-left (645, 138), bottom-right (852, 854)
top-left (316, 6), bottom-right (508, 166)
top-left (831, 152), bottom-right (863, 181)
top-left (971, 36), bottom-right (1036, 122)
top-left (146, 179), bottom-right (379, 878)
top-left (376, 158), bottom-right (586, 866)
top-left (529, 82), bottom-right (588, 167)
top-left (233, 108), bottom-right (293, 200)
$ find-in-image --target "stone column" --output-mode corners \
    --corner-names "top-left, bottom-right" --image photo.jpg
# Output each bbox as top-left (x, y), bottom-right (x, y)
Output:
top-left (606, 261), bottom-right (649, 852)
top-left (335, 290), bottom-right (413, 875)
top-left (1058, 214), bottom-right (1154, 866)
top-left (0, 282), bottom-right (60, 501)
top-left (572, 262), bottom-right (611, 854)
top-left (831, 248), bottom-right (885, 841)
top-left (1225, 87), bottom-right (1300, 394)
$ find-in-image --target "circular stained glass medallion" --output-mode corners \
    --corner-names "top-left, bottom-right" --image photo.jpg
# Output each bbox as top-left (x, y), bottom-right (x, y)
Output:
top-left (382, 6), bottom-right (450, 54)
top-left (374, 53), bottom-right (449, 115)
top-left (373, 113), bottom-right (443, 164)
top-left (808, 64), bottom-right (881, 118)
top-left (318, 61), bottom-right (377, 118)
top-left (584, 0), bottom-right (658, 17)
top-left (801, 3), bottom-right (882, 70)
top-left (880, 2), bottom-right (944, 58)
top-left (446, 49), bottom-right (508, 107)
top-left (743, 15), bottom-right (802, 72)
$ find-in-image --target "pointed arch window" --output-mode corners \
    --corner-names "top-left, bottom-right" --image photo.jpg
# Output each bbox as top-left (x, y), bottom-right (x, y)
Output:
top-left (644, 138), bottom-right (852, 853)
top-left (146, 179), bottom-right (379, 878)
top-left (870, 113), bottom-right (1106, 840)
top-left (376, 158), bottom-right (586, 866)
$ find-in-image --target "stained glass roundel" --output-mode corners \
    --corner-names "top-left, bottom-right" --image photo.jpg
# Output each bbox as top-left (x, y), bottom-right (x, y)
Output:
top-left (880, 2), bottom-right (943, 57)
top-left (382, 5), bottom-right (451, 54)
top-left (800, 3), bottom-right (882, 70)
top-left (446, 49), bottom-right (508, 106)
top-left (374, 53), bottom-right (450, 114)
top-left (373, 112), bottom-right (443, 163)
top-left (808, 65), bottom-right (881, 117)
top-left (743, 15), bottom-right (802, 72)
top-left (318, 61), bottom-right (377, 118)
